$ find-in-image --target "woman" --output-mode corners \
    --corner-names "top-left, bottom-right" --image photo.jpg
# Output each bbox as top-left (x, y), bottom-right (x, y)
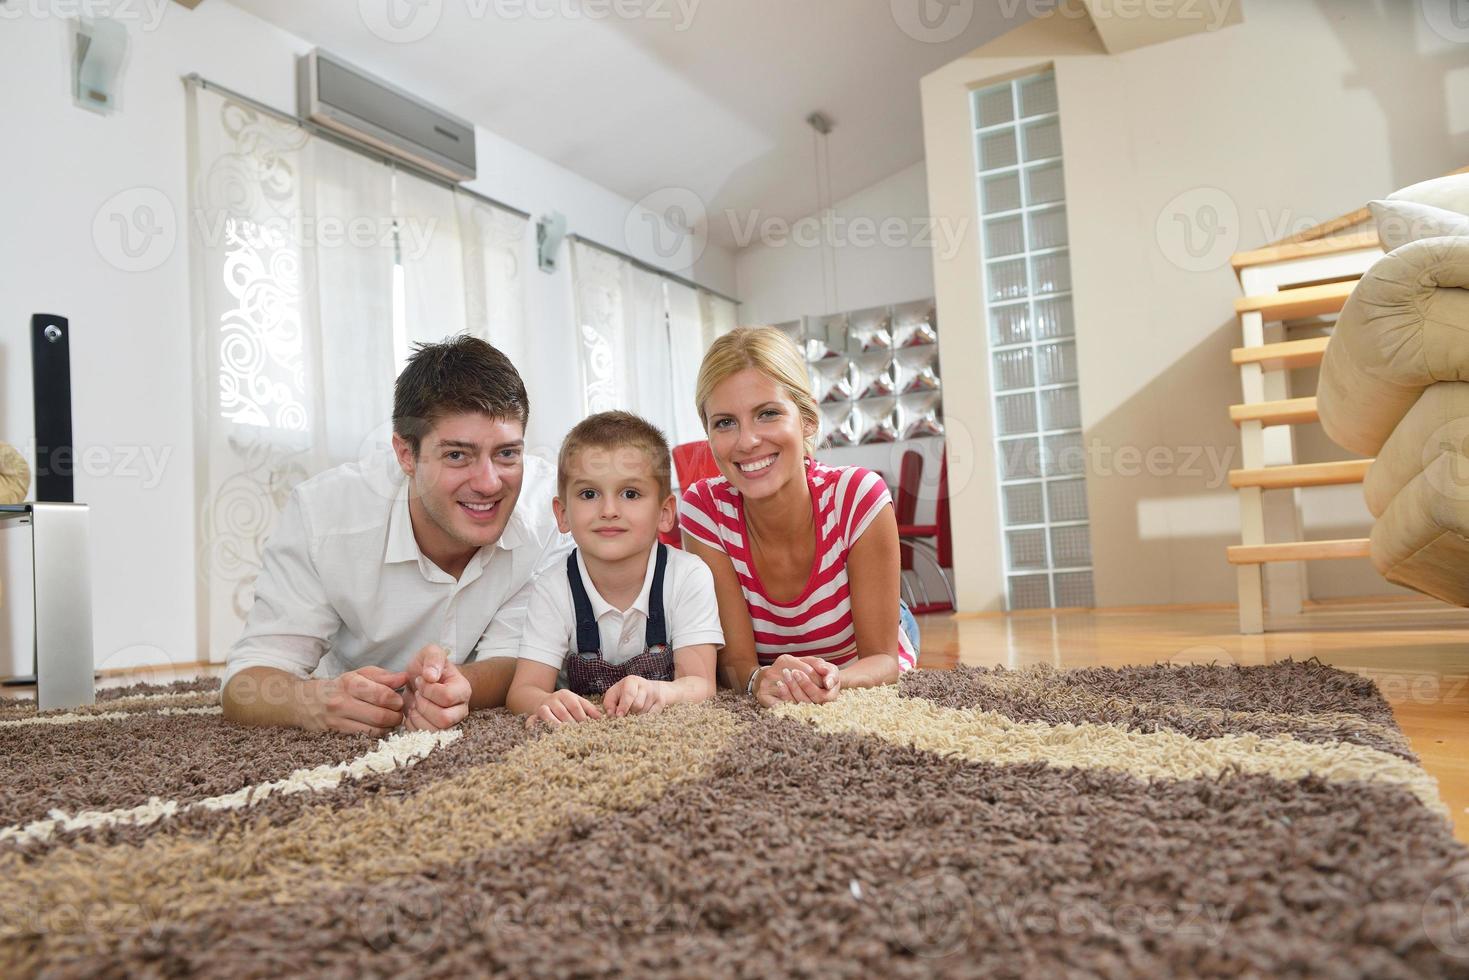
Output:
top-left (679, 327), bottom-right (919, 707)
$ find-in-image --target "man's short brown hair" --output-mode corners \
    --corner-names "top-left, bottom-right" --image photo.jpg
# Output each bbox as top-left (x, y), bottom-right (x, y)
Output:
top-left (557, 411), bottom-right (673, 501)
top-left (393, 335), bottom-right (529, 455)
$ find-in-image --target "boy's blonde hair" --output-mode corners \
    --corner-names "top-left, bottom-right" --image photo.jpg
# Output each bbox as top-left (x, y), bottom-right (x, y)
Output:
top-left (695, 327), bottom-right (819, 458)
top-left (557, 411), bottom-right (673, 501)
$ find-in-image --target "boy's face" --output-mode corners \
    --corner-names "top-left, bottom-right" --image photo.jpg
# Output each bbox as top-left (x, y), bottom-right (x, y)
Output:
top-left (393, 412), bottom-right (526, 556)
top-left (554, 445), bottom-right (675, 564)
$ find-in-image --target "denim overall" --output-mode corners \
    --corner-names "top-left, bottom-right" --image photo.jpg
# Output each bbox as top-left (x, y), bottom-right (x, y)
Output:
top-left (564, 544), bottom-right (675, 697)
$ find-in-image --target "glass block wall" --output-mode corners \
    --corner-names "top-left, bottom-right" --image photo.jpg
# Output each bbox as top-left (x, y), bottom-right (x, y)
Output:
top-left (972, 70), bottom-right (1095, 610)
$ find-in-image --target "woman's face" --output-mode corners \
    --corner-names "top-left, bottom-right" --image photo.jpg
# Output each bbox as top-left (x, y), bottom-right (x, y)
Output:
top-left (703, 367), bottom-right (814, 500)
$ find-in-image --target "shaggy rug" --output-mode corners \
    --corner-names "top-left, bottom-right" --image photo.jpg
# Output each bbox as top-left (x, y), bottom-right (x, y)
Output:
top-left (0, 661), bottom-right (1467, 978)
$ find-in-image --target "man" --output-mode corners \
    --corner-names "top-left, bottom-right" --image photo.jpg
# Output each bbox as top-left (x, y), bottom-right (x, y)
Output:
top-left (221, 336), bottom-right (569, 735)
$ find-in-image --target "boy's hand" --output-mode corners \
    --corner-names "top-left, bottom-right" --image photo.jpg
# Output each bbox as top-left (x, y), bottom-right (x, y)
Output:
top-left (602, 675), bottom-right (669, 718)
top-left (528, 689), bottom-right (604, 729)
top-left (402, 645), bottom-right (473, 731)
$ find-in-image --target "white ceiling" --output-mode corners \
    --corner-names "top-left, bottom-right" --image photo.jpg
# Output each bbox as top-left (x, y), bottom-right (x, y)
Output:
top-left (227, 0), bottom-right (1031, 250)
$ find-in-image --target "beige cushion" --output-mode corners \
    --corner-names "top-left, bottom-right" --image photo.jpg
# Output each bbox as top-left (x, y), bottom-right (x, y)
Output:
top-left (1370, 451), bottom-right (1469, 606)
top-left (1389, 173), bottom-right (1469, 218)
top-left (1317, 236), bottom-right (1469, 457)
top-left (1369, 199), bottom-right (1469, 252)
top-left (1363, 382), bottom-right (1469, 517)
top-left (0, 443), bottom-right (27, 505)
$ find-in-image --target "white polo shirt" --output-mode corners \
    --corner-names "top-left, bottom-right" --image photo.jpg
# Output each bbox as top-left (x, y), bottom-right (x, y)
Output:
top-left (516, 543), bottom-right (725, 690)
top-left (223, 452), bottom-right (571, 688)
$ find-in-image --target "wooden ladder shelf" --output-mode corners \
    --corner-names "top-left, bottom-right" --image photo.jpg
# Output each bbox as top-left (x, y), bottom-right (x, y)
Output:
top-left (1227, 230), bottom-right (1383, 634)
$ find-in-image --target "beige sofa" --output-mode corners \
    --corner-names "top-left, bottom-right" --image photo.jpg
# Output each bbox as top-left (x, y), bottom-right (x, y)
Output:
top-left (1317, 175), bottom-right (1469, 605)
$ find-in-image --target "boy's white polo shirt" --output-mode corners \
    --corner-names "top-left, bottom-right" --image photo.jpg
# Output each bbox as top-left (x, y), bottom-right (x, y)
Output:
top-left (516, 543), bottom-right (725, 690)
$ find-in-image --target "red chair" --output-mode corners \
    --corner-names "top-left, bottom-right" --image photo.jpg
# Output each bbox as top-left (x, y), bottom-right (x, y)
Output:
top-left (672, 441), bottom-right (720, 488)
top-left (895, 447), bottom-right (954, 614)
top-left (661, 441), bottom-right (722, 548)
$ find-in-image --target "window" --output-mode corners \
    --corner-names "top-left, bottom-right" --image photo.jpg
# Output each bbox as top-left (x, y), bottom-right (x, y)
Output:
top-left (972, 69), bottom-right (1094, 610)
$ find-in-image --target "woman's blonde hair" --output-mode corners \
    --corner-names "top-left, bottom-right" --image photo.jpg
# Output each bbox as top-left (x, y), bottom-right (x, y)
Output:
top-left (695, 326), bottom-right (819, 458)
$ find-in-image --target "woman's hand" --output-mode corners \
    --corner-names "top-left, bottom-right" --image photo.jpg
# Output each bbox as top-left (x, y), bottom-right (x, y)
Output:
top-left (753, 655), bottom-right (841, 707)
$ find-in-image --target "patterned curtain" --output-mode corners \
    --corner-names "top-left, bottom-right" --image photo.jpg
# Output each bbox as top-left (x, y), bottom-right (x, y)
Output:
top-left (569, 240), bottom-right (735, 448)
top-left (186, 81), bottom-right (528, 662)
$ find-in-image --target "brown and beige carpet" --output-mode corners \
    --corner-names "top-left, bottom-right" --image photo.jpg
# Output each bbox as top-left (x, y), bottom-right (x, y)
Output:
top-left (1, 660), bottom-right (1467, 978)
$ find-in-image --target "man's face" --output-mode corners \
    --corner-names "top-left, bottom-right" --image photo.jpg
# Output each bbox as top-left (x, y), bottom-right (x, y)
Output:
top-left (393, 412), bottom-right (526, 556)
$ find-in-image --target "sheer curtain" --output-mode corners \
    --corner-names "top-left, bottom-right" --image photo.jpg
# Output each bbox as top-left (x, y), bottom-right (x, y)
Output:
top-left (187, 81), bottom-right (528, 661)
top-left (458, 194), bottom-right (530, 368)
top-left (699, 290), bottom-right (739, 347)
top-left (570, 239), bottom-right (735, 451)
top-left (664, 279), bottom-right (708, 447)
top-left (394, 169), bottom-right (466, 361)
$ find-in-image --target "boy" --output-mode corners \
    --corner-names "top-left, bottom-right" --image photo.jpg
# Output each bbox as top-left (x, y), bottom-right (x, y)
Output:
top-left (507, 412), bottom-right (723, 727)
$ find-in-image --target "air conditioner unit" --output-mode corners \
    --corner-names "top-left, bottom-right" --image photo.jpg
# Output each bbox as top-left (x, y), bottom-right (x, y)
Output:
top-left (297, 49), bottom-right (476, 182)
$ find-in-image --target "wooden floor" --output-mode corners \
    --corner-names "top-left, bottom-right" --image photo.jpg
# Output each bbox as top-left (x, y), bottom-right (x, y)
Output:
top-left (916, 598), bottom-right (1469, 845)
top-left (8, 598), bottom-right (1468, 843)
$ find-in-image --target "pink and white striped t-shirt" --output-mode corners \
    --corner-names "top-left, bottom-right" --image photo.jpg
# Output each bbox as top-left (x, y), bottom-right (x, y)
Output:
top-left (678, 458), bottom-right (917, 672)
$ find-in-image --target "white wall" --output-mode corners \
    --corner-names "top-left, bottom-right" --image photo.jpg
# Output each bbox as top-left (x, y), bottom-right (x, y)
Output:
top-left (0, 0), bottom-right (735, 675)
top-left (923, 1), bottom-right (1468, 613)
top-left (735, 161), bottom-right (938, 327)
